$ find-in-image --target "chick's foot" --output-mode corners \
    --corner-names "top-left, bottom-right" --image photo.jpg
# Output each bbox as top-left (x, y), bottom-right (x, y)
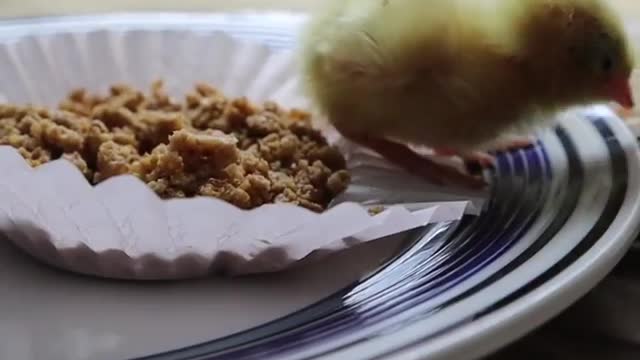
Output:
top-left (343, 133), bottom-right (487, 189)
top-left (432, 136), bottom-right (535, 168)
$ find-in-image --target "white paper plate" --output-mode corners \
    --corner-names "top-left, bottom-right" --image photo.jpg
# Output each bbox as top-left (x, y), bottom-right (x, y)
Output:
top-left (0, 21), bottom-right (485, 279)
top-left (0, 12), bottom-right (639, 360)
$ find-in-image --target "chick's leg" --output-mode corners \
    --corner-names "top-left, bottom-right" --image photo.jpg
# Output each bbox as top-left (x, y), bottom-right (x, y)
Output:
top-left (342, 133), bottom-right (486, 189)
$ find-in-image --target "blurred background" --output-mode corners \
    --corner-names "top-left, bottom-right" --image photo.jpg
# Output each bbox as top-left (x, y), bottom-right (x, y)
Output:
top-left (0, 0), bottom-right (319, 16)
top-left (0, 0), bottom-right (635, 19)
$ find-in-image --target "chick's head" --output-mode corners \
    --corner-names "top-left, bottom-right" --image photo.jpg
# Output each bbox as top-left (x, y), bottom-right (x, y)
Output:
top-left (526, 0), bottom-right (635, 109)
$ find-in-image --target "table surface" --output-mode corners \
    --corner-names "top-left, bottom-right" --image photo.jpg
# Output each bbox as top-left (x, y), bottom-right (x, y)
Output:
top-left (1, 1), bottom-right (640, 360)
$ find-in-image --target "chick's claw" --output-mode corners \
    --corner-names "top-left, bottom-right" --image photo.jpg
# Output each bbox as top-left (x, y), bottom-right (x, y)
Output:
top-left (432, 147), bottom-right (496, 168)
top-left (489, 136), bottom-right (536, 152)
top-left (463, 151), bottom-right (495, 167)
top-left (344, 134), bottom-right (487, 189)
top-left (409, 158), bottom-right (488, 189)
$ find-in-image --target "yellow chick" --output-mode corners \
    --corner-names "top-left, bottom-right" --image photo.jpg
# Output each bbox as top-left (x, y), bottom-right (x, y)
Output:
top-left (298, 0), bottom-right (635, 188)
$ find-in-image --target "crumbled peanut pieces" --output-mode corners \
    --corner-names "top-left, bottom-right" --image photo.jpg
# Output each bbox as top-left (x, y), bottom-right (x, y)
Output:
top-left (0, 81), bottom-right (350, 211)
top-left (368, 206), bottom-right (386, 216)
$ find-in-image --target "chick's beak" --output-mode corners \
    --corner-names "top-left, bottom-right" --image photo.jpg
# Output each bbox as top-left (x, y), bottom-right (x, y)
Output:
top-left (605, 75), bottom-right (634, 109)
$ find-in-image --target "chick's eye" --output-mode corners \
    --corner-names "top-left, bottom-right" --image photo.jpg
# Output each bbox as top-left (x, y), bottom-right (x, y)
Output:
top-left (601, 56), bottom-right (613, 72)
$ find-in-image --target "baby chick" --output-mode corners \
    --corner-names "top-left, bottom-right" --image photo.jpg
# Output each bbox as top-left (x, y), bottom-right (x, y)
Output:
top-left (299, 0), bottom-right (635, 188)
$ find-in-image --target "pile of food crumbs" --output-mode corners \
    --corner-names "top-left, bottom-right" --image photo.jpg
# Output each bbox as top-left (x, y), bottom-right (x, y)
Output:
top-left (0, 81), bottom-right (351, 212)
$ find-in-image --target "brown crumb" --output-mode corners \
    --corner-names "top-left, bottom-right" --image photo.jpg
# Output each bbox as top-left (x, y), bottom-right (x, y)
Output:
top-left (0, 81), bottom-right (350, 211)
top-left (368, 206), bottom-right (386, 215)
top-left (94, 141), bottom-right (141, 183)
top-left (62, 151), bottom-right (92, 180)
top-left (168, 128), bottom-right (239, 170)
top-left (327, 170), bottom-right (351, 195)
